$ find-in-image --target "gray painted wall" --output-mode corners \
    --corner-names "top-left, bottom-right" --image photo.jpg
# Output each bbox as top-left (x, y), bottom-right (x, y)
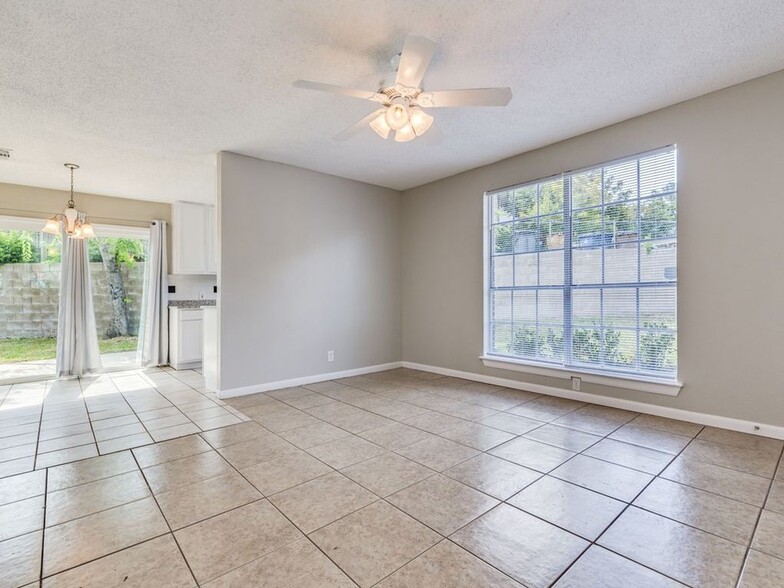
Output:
top-left (402, 70), bottom-right (784, 425)
top-left (218, 152), bottom-right (402, 391)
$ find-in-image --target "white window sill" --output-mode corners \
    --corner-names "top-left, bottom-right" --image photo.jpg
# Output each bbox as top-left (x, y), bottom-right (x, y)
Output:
top-left (479, 355), bottom-right (682, 397)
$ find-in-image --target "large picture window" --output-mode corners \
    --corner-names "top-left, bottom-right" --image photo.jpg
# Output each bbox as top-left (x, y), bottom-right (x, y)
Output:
top-left (485, 146), bottom-right (677, 382)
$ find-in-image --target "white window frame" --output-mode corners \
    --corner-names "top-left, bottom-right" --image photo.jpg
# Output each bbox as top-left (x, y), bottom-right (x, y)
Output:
top-left (91, 223), bottom-right (150, 239)
top-left (481, 147), bottom-right (682, 396)
top-left (0, 215), bottom-right (48, 231)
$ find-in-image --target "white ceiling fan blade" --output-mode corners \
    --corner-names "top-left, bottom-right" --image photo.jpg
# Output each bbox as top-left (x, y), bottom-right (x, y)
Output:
top-left (294, 80), bottom-right (386, 102)
top-left (417, 87), bottom-right (512, 108)
top-left (395, 35), bottom-right (437, 88)
top-left (333, 108), bottom-right (387, 141)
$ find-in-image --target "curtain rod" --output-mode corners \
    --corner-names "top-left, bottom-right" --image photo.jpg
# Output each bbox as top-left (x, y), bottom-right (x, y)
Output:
top-left (0, 208), bottom-right (155, 228)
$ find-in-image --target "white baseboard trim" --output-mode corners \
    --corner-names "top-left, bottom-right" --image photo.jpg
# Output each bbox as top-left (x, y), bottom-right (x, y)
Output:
top-left (217, 361), bottom-right (404, 399)
top-left (402, 361), bottom-right (784, 441)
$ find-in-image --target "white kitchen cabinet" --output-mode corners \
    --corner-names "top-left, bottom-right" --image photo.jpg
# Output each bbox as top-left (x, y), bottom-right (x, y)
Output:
top-left (172, 201), bottom-right (216, 274)
top-left (206, 204), bottom-right (217, 274)
top-left (169, 307), bottom-right (203, 369)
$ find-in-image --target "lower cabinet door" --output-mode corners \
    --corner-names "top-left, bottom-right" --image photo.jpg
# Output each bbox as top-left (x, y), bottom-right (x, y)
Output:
top-left (179, 318), bottom-right (204, 363)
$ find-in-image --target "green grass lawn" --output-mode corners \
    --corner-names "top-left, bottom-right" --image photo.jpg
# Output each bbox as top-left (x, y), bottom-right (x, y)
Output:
top-left (0, 336), bottom-right (138, 363)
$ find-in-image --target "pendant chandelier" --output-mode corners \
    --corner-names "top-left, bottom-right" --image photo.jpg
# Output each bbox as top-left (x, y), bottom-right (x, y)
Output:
top-left (42, 163), bottom-right (95, 239)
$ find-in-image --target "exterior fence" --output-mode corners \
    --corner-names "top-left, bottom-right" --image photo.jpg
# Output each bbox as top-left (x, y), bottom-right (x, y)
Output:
top-left (0, 262), bottom-right (145, 339)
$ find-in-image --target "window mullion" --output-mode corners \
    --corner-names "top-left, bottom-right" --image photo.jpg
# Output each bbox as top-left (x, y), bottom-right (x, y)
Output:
top-left (636, 159), bottom-right (642, 372)
top-left (600, 166), bottom-right (606, 367)
top-left (563, 175), bottom-right (573, 367)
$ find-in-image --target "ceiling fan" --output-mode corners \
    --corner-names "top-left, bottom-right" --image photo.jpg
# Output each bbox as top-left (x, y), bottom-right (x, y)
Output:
top-left (294, 35), bottom-right (512, 143)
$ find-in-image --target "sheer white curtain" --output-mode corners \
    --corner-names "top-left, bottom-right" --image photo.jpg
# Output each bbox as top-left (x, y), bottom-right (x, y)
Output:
top-left (138, 220), bottom-right (168, 366)
top-left (56, 233), bottom-right (102, 376)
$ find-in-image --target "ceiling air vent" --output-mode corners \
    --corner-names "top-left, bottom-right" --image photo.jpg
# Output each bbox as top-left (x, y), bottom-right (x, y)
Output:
top-left (0, 149), bottom-right (11, 160)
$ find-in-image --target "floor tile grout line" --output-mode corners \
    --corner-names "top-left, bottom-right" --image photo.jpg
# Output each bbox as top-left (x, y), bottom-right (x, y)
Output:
top-left (43, 455), bottom-right (137, 492)
top-left (343, 385), bottom-right (783, 508)
top-left (655, 471), bottom-right (771, 509)
top-left (115, 383), bottom-right (180, 444)
top-left (201, 445), bottom-right (364, 587)
top-left (88, 369), bottom-right (211, 451)
top-left (65, 374), bottom-right (123, 459)
top-left (76, 375), bottom-right (101, 469)
top-left (317, 376), bottom-right (538, 423)
top-left (627, 501), bottom-right (758, 548)
top-left (547, 425), bottom-right (706, 587)
top-left (37, 467), bottom-right (48, 584)
top-left (272, 377), bottom-right (626, 460)
top-left (316, 376), bottom-right (775, 584)
top-left (5, 370), bottom-right (784, 585)
top-left (337, 372), bottom-right (525, 408)
top-left (294, 378), bottom-right (570, 585)
top-left (129, 449), bottom-right (202, 587)
top-left (204, 430), bottom-right (393, 506)
top-left (30, 380), bottom-right (49, 471)
top-left (368, 537), bottom-right (522, 588)
top-left (227, 381), bottom-right (718, 517)
top-left (149, 373), bottom-right (242, 433)
top-left (419, 433), bottom-right (680, 584)
top-left (42, 490), bottom-right (151, 531)
top-left (40, 529), bottom-right (172, 581)
top-left (16, 369), bottom-right (214, 475)
top-left (126, 382), bottom-right (205, 442)
top-left (366, 393), bottom-right (698, 586)
top-left (216, 398), bottom-right (663, 585)
top-left (733, 444), bottom-right (784, 588)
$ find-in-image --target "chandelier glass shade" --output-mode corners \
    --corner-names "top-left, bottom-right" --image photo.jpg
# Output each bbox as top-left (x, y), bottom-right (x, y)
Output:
top-left (42, 163), bottom-right (95, 239)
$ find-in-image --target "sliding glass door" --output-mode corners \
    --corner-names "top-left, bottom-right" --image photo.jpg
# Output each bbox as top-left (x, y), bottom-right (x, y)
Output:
top-left (87, 225), bottom-right (149, 371)
top-left (0, 219), bottom-right (151, 383)
top-left (0, 217), bottom-right (62, 383)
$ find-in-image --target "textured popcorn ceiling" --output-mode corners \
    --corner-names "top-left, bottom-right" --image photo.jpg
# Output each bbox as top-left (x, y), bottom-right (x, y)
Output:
top-left (1, 1), bottom-right (784, 203)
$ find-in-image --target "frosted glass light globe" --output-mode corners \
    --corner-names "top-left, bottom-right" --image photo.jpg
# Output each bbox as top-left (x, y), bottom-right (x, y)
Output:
top-left (394, 123), bottom-right (416, 142)
top-left (409, 107), bottom-right (433, 136)
top-left (385, 103), bottom-right (409, 131)
top-left (369, 113), bottom-right (391, 139)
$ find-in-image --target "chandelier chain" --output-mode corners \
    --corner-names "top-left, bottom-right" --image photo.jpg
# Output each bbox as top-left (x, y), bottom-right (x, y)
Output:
top-left (68, 166), bottom-right (75, 208)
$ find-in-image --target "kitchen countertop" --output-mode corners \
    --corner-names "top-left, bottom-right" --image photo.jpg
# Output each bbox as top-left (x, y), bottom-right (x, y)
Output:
top-left (168, 299), bottom-right (217, 308)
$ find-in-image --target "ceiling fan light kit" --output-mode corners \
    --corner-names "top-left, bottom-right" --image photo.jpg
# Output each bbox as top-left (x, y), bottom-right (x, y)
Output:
top-left (294, 35), bottom-right (512, 143)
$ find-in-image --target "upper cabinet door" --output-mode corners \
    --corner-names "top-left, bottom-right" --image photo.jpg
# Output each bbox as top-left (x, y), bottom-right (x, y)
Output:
top-left (206, 204), bottom-right (217, 274)
top-left (172, 201), bottom-right (217, 274)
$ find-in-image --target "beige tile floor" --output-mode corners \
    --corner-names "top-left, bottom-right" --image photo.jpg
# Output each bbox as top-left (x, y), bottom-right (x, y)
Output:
top-left (0, 367), bottom-right (248, 478)
top-left (1, 367), bottom-right (783, 587)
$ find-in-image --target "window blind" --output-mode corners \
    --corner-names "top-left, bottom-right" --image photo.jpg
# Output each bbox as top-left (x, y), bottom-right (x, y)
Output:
top-left (486, 146), bottom-right (677, 381)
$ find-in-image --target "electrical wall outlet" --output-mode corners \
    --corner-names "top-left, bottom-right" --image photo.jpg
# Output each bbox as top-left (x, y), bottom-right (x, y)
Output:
top-left (571, 376), bottom-right (581, 391)
top-left (327, 350), bottom-right (334, 362)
